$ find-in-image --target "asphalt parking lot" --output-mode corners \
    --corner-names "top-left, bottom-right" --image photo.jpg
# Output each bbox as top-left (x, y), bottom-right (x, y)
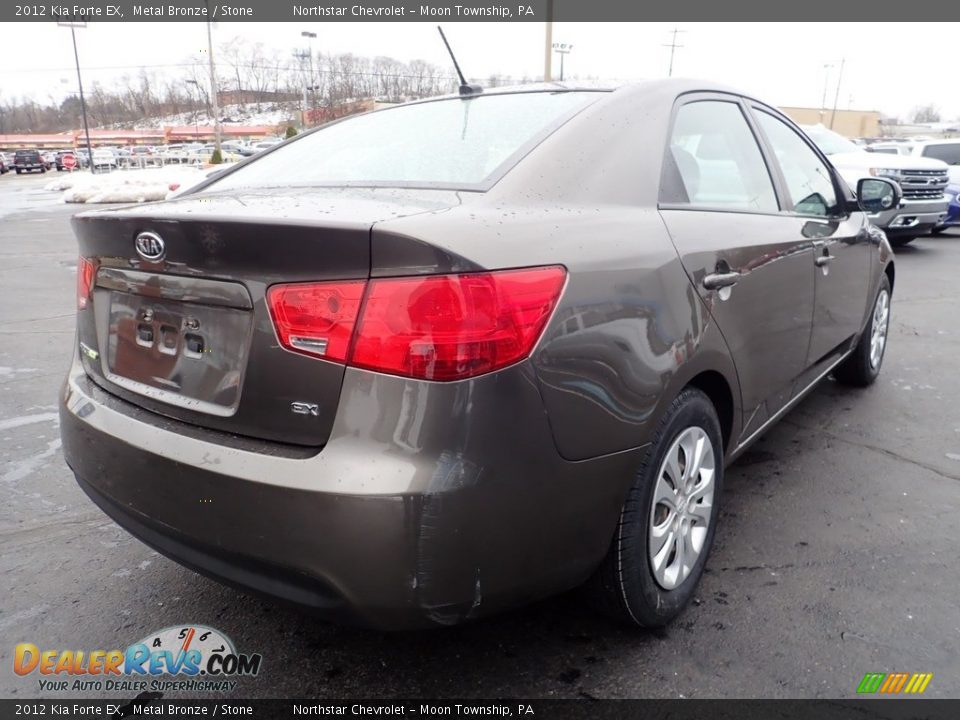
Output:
top-left (1, 169), bottom-right (959, 700)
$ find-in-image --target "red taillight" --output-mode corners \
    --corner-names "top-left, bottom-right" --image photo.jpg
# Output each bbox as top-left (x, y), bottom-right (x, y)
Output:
top-left (267, 267), bottom-right (566, 381)
top-left (77, 256), bottom-right (96, 310)
top-left (267, 280), bottom-right (366, 362)
top-left (351, 266), bottom-right (566, 381)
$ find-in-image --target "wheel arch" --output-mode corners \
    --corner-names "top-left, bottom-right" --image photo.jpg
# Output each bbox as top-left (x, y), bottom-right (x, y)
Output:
top-left (686, 370), bottom-right (735, 454)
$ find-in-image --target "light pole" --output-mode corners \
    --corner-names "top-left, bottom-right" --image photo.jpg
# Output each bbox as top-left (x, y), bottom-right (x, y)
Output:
top-left (829, 57), bottom-right (846, 130)
top-left (552, 42), bottom-right (572, 82)
top-left (203, 1), bottom-right (221, 157)
top-left (301, 31), bottom-right (317, 125)
top-left (186, 80), bottom-right (201, 141)
top-left (58, 19), bottom-right (94, 172)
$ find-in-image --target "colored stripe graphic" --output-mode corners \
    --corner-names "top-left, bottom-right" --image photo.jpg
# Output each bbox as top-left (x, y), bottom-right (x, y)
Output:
top-left (857, 673), bottom-right (885, 694)
top-left (858, 672), bottom-right (932, 694)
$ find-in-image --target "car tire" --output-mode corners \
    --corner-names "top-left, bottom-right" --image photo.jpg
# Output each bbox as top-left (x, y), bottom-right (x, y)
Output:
top-left (834, 274), bottom-right (891, 388)
top-left (15, 169), bottom-right (21, 175)
top-left (586, 387), bottom-right (723, 627)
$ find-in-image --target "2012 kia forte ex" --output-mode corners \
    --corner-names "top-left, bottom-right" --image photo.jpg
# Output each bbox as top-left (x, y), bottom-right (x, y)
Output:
top-left (61, 80), bottom-right (899, 630)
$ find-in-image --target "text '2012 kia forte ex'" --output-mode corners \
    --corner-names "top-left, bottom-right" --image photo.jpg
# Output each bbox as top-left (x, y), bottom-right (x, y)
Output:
top-left (61, 80), bottom-right (898, 630)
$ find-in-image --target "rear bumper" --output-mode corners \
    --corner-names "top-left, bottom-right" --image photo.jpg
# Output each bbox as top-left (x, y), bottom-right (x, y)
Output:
top-left (61, 355), bottom-right (640, 630)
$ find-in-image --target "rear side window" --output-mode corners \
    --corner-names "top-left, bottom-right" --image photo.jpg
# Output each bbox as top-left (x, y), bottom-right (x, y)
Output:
top-left (661, 100), bottom-right (778, 213)
top-left (203, 92), bottom-right (600, 191)
top-left (921, 144), bottom-right (960, 166)
top-left (754, 111), bottom-right (838, 217)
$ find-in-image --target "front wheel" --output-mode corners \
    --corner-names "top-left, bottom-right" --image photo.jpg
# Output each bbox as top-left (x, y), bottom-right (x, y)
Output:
top-left (835, 274), bottom-right (891, 387)
top-left (586, 387), bottom-right (723, 627)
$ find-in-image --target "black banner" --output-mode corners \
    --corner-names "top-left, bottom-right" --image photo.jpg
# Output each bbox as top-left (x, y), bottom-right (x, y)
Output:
top-left (4, 0), bottom-right (960, 23)
top-left (2, 699), bottom-right (960, 720)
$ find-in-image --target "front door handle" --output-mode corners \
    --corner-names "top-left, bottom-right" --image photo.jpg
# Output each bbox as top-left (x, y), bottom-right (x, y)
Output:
top-left (703, 271), bottom-right (741, 290)
top-left (815, 254), bottom-right (834, 267)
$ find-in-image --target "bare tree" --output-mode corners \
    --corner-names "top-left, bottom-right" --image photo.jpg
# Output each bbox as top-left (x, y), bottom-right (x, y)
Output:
top-left (911, 104), bottom-right (941, 124)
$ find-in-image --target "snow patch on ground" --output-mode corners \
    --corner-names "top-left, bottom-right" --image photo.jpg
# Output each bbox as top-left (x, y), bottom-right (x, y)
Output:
top-left (44, 167), bottom-right (208, 204)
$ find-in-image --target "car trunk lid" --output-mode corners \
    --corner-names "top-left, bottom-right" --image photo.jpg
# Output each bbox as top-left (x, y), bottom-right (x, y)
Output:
top-left (72, 187), bottom-right (462, 447)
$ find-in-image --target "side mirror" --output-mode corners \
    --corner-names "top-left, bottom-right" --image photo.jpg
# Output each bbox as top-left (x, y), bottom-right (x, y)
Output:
top-left (857, 177), bottom-right (901, 214)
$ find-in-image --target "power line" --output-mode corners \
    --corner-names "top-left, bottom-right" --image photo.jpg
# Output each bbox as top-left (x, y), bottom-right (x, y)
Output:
top-left (10, 61), bottom-right (458, 83)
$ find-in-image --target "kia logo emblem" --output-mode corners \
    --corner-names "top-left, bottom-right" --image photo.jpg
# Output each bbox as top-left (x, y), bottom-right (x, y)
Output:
top-left (135, 231), bottom-right (165, 262)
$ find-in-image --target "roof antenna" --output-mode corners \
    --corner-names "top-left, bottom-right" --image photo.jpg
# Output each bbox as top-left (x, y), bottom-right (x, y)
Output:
top-left (437, 26), bottom-right (483, 97)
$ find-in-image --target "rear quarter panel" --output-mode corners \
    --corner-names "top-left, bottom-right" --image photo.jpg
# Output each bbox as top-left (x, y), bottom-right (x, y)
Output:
top-left (373, 83), bottom-right (743, 461)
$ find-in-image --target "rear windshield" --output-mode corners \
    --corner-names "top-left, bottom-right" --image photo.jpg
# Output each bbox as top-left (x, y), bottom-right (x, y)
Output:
top-left (202, 91), bottom-right (601, 192)
top-left (921, 144), bottom-right (960, 166)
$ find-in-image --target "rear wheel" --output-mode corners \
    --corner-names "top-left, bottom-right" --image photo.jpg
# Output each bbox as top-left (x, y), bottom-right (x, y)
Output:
top-left (835, 274), bottom-right (891, 387)
top-left (587, 387), bottom-right (723, 627)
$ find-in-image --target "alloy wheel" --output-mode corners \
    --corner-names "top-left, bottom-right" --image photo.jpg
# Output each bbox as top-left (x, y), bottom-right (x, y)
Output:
top-left (869, 289), bottom-right (890, 370)
top-left (648, 426), bottom-right (716, 590)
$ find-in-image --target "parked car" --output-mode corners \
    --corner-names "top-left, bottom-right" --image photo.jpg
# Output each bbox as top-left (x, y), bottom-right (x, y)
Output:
top-left (73, 149), bottom-right (91, 168)
top-left (13, 149), bottom-right (47, 174)
top-left (62, 80), bottom-right (898, 630)
top-left (91, 149), bottom-right (118, 170)
top-left (864, 143), bottom-right (912, 156)
top-left (803, 124), bottom-right (949, 246)
top-left (55, 151), bottom-right (78, 171)
top-left (0, 152), bottom-right (10, 174)
top-left (935, 184), bottom-right (960, 232)
top-left (909, 139), bottom-right (960, 184)
top-left (250, 139), bottom-right (281, 153)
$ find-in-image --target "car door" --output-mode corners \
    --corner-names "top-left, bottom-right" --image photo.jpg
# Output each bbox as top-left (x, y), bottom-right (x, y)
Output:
top-left (749, 106), bottom-right (871, 372)
top-left (658, 95), bottom-right (816, 441)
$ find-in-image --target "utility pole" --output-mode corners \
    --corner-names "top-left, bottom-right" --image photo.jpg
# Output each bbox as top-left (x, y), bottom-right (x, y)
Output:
top-left (543, 0), bottom-right (554, 82)
top-left (664, 27), bottom-right (685, 77)
top-left (204, 2), bottom-right (221, 156)
top-left (819, 63), bottom-right (833, 123)
top-left (58, 18), bottom-right (94, 172)
top-left (829, 57), bottom-right (845, 130)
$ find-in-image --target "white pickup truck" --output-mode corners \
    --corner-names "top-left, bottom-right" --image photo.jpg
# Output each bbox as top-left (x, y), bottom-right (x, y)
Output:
top-left (803, 124), bottom-right (949, 246)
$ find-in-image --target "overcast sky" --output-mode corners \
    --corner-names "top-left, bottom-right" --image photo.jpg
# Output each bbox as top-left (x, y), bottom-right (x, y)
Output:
top-left (3, 22), bottom-right (956, 121)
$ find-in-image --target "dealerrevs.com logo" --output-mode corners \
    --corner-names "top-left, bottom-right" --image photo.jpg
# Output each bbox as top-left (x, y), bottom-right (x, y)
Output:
top-left (14, 625), bottom-right (262, 693)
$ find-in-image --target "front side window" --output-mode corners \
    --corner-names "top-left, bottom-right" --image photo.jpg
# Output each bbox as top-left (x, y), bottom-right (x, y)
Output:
top-left (661, 100), bottom-right (778, 213)
top-left (201, 91), bottom-right (600, 192)
top-left (921, 144), bottom-right (960, 166)
top-left (756, 111), bottom-right (838, 217)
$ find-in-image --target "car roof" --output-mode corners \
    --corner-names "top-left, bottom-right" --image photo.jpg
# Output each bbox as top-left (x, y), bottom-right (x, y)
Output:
top-left (381, 78), bottom-right (759, 111)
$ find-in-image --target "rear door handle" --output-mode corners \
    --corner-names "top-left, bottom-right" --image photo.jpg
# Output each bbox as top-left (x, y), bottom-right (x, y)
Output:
top-left (815, 255), bottom-right (834, 267)
top-left (702, 271), bottom-right (741, 290)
